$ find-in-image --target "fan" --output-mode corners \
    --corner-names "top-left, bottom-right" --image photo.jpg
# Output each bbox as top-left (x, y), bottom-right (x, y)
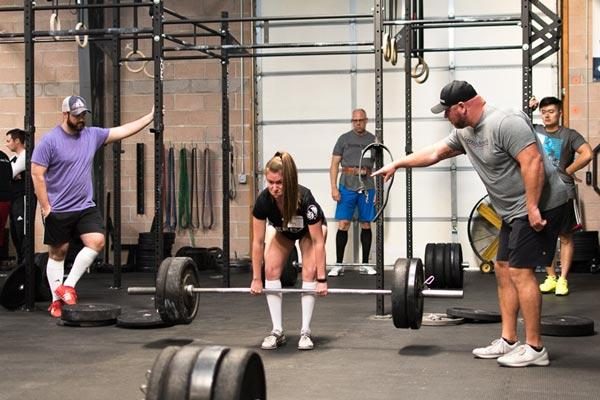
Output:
top-left (467, 195), bottom-right (501, 273)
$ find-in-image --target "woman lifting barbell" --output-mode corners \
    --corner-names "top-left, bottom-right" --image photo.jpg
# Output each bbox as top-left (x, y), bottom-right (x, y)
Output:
top-left (250, 151), bottom-right (328, 351)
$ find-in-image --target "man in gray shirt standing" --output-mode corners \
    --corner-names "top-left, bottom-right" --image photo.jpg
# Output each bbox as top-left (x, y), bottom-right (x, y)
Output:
top-left (374, 81), bottom-right (568, 368)
top-left (530, 96), bottom-right (592, 296)
top-left (329, 109), bottom-right (376, 277)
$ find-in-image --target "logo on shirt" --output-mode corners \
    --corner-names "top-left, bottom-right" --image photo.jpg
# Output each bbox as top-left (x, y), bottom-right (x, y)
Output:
top-left (306, 205), bottom-right (318, 222)
top-left (537, 133), bottom-right (563, 169)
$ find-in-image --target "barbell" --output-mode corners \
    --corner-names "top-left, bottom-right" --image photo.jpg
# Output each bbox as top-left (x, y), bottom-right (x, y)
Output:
top-left (127, 256), bottom-right (463, 329)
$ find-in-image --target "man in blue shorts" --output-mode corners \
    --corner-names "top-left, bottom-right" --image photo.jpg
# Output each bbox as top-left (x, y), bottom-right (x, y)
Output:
top-left (32, 96), bottom-right (155, 318)
top-left (374, 81), bottom-right (569, 367)
top-left (329, 108), bottom-right (376, 276)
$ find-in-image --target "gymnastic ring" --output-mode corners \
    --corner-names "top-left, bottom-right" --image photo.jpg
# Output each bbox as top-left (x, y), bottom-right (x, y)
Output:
top-left (143, 61), bottom-right (154, 79)
top-left (382, 32), bottom-right (391, 62)
top-left (410, 56), bottom-right (426, 78)
top-left (390, 37), bottom-right (398, 66)
top-left (75, 22), bottom-right (89, 48)
top-left (49, 13), bottom-right (61, 41)
top-left (413, 61), bottom-right (429, 84)
top-left (124, 49), bottom-right (147, 73)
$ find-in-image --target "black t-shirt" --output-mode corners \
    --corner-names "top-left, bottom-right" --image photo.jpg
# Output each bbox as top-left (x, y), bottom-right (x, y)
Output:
top-left (253, 185), bottom-right (324, 239)
top-left (0, 151), bottom-right (12, 201)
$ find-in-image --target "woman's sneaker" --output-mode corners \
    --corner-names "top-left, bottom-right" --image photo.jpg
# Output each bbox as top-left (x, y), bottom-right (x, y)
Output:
top-left (261, 331), bottom-right (286, 350)
top-left (298, 331), bottom-right (314, 350)
top-left (497, 344), bottom-right (550, 367)
top-left (472, 338), bottom-right (520, 359)
top-left (539, 275), bottom-right (557, 294)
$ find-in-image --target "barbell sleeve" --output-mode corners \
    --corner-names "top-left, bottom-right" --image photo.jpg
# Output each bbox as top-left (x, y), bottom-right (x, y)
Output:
top-left (128, 287), bottom-right (157, 295)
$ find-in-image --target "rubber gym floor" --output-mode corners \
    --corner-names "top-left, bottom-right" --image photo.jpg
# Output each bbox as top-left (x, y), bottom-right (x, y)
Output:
top-left (1, 267), bottom-right (599, 400)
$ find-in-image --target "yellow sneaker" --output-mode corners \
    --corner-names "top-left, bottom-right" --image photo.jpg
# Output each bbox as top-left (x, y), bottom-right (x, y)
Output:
top-left (555, 277), bottom-right (569, 296)
top-left (539, 275), bottom-right (557, 294)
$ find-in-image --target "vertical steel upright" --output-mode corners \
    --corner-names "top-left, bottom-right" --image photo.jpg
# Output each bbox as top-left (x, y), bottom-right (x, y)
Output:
top-left (521, 0), bottom-right (533, 117)
top-left (112, 0), bottom-right (122, 288)
top-left (404, 1), bottom-right (414, 258)
top-left (152, 0), bottom-right (165, 269)
top-left (373, 0), bottom-right (385, 316)
top-left (23, 1), bottom-right (35, 311)
top-left (221, 12), bottom-right (232, 287)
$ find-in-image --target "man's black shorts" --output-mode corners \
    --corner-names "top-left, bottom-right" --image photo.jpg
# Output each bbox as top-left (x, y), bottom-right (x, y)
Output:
top-left (43, 206), bottom-right (105, 246)
top-left (496, 203), bottom-right (567, 268)
top-left (559, 198), bottom-right (577, 235)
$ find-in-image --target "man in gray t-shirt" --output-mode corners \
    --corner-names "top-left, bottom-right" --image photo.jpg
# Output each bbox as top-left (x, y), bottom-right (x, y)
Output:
top-left (329, 108), bottom-right (376, 277)
top-left (530, 96), bottom-right (593, 296)
top-left (374, 80), bottom-right (569, 368)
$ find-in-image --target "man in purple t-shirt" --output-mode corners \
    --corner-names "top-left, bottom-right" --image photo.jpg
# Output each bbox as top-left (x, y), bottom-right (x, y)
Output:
top-left (31, 95), bottom-right (154, 318)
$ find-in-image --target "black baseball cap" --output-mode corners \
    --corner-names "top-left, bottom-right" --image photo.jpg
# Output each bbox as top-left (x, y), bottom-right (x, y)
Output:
top-left (431, 80), bottom-right (477, 114)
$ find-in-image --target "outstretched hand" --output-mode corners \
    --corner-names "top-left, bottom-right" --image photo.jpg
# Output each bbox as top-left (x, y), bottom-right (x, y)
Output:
top-left (371, 163), bottom-right (397, 182)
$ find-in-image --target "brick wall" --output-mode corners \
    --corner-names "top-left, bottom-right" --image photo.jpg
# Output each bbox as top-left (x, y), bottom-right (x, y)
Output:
top-left (567, 0), bottom-right (600, 231)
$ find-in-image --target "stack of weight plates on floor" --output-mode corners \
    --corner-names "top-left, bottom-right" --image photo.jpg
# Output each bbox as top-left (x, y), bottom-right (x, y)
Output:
top-left (175, 246), bottom-right (210, 270)
top-left (571, 231), bottom-right (599, 273)
top-left (136, 232), bottom-right (176, 272)
top-left (424, 242), bottom-right (464, 289)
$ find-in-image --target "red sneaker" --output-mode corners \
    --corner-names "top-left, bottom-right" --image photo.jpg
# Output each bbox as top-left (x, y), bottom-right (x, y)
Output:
top-left (48, 300), bottom-right (63, 318)
top-left (55, 285), bottom-right (78, 305)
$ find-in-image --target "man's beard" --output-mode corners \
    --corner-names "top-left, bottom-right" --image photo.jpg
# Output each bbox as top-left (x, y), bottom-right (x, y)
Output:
top-left (67, 118), bottom-right (85, 132)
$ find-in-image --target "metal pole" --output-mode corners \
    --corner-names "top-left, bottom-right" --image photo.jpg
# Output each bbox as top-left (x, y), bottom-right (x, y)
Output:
top-left (151, 0), bottom-right (165, 271)
top-left (373, 0), bottom-right (385, 316)
top-left (404, 0), bottom-right (414, 259)
top-left (23, 0), bottom-right (35, 311)
top-left (522, 0), bottom-right (533, 117)
top-left (112, 0), bottom-right (122, 288)
top-left (221, 11), bottom-right (231, 288)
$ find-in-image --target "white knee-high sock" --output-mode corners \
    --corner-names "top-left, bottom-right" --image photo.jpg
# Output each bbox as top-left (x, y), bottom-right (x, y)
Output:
top-left (301, 281), bottom-right (317, 334)
top-left (46, 258), bottom-right (65, 302)
top-left (265, 279), bottom-right (283, 333)
top-left (64, 247), bottom-right (99, 287)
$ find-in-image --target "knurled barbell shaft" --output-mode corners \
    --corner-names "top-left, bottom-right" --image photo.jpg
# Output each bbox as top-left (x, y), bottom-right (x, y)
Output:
top-left (127, 286), bottom-right (463, 298)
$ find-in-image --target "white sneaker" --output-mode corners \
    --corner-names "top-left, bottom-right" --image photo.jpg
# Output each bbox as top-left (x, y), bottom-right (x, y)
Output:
top-left (497, 344), bottom-right (550, 367)
top-left (328, 266), bottom-right (344, 277)
top-left (472, 338), bottom-right (520, 359)
top-left (261, 331), bottom-right (286, 350)
top-left (298, 331), bottom-right (314, 350)
top-left (359, 266), bottom-right (377, 275)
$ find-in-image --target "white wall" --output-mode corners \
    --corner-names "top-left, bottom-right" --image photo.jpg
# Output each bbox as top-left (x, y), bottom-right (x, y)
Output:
top-left (255, 0), bottom-right (559, 268)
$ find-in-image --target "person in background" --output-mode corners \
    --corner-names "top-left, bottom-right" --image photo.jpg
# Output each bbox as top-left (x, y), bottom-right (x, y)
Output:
top-left (529, 96), bottom-right (593, 296)
top-left (5, 128), bottom-right (27, 265)
top-left (251, 151), bottom-right (328, 351)
top-left (32, 95), bottom-right (155, 318)
top-left (0, 149), bottom-right (12, 264)
top-left (329, 108), bottom-right (376, 277)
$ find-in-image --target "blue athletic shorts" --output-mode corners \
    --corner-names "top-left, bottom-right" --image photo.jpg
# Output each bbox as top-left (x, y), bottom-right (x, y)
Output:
top-left (334, 186), bottom-right (375, 222)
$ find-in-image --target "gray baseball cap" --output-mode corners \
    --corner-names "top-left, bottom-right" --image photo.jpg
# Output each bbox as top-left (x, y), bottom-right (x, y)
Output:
top-left (62, 96), bottom-right (89, 116)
